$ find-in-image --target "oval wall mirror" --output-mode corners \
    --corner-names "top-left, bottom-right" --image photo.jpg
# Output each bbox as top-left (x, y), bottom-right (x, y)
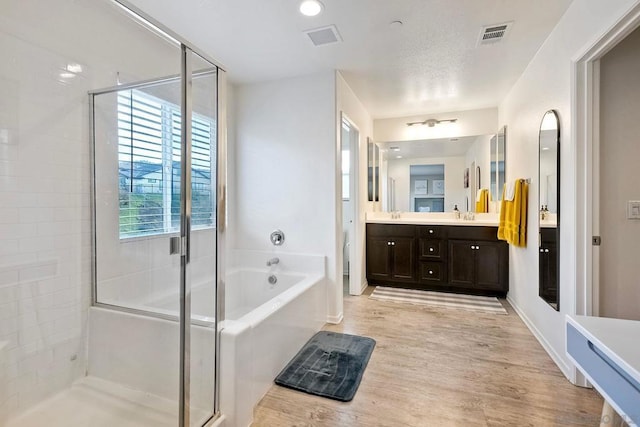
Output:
top-left (538, 110), bottom-right (560, 310)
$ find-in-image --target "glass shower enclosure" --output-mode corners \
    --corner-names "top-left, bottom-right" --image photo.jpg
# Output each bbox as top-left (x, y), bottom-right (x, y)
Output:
top-left (89, 5), bottom-right (225, 426)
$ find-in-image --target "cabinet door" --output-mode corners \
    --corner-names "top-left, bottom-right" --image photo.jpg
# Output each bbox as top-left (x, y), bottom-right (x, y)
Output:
top-left (475, 241), bottom-right (508, 291)
top-left (367, 237), bottom-right (392, 280)
top-left (539, 243), bottom-right (557, 301)
top-left (448, 240), bottom-right (475, 287)
top-left (390, 237), bottom-right (416, 282)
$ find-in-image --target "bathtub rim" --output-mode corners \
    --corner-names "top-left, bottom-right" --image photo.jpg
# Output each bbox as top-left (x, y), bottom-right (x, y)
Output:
top-left (220, 272), bottom-right (325, 335)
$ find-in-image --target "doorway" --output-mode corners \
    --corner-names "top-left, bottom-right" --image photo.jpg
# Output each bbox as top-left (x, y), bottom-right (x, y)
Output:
top-left (341, 114), bottom-right (360, 296)
top-left (594, 24), bottom-right (640, 321)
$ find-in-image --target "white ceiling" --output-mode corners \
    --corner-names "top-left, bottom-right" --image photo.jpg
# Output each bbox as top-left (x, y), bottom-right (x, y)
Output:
top-left (125, 0), bottom-right (573, 118)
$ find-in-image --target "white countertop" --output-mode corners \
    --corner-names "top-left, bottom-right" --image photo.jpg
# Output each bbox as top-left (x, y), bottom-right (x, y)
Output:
top-left (366, 212), bottom-right (500, 227)
top-left (566, 315), bottom-right (640, 385)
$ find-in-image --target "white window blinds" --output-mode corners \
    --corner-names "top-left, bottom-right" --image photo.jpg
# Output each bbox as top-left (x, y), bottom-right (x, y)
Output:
top-left (117, 89), bottom-right (215, 238)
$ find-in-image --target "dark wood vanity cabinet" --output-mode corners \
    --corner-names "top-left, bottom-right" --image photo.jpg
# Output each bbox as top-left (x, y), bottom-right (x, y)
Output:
top-left (366, 224), bottom-right (417, 283)
top-left (366, 223), bottom-right (508, 296)
top-left (539, 228), bottom-right (558, 303)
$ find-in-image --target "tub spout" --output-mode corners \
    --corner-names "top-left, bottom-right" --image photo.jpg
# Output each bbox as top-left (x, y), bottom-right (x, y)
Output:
top-left (266, 257), bottom-right (280, 266)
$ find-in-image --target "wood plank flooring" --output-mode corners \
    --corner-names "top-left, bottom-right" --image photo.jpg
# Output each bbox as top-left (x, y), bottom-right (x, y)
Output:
top-left (252, 288), bottom-right (603, 426)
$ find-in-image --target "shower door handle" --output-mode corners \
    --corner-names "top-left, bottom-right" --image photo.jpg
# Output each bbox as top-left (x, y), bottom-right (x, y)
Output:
top-left (169, 236), bottom-right (186, 256)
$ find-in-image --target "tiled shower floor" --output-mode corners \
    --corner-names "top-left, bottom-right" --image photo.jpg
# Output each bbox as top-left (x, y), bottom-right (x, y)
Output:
top-left (7, 376), bottom-right (209, 427)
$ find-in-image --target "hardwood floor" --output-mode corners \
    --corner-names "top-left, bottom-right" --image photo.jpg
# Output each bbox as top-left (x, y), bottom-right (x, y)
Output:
top-left (252, 288), bottom-right (603, 426)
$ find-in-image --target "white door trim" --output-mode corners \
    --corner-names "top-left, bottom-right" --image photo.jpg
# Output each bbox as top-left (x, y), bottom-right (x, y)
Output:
top-left (573, 0), bottom-right (640, 386)
top-left (340, 113), bottom-right (363, 296)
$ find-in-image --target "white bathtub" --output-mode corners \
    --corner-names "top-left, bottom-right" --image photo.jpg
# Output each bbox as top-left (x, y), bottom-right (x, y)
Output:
top-left (220, 250), bottom-right (327, 427)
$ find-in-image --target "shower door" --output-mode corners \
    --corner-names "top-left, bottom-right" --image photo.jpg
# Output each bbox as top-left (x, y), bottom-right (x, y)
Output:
top-left (182, 48), bottom-right (220, 427)
top-left (91, 41), bottom-right (221, 427)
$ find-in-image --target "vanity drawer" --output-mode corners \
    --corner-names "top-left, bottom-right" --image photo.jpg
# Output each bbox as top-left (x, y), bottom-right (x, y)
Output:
top-left (418, 225), bottom-right (444, 238)
top-left (567, 323), bottom-right (640, 425)
top-left (367, 223), bottom-right (416, 238)
top-left (447, 226), bottom-right (498, 241)
top-left (418, 262), bottom-right (445, 284)
top-left (419, 239), bottom-right (444, 260)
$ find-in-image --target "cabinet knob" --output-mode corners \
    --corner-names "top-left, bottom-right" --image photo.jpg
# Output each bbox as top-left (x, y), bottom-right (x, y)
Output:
top-left (540, 248), bottom-right (544, 253)
top-left (387, 241), bottom-right (391, 246)
top-left (429, 248), bottom-right (434, 252)
top-left (544, 249), bottom-right (549, 253)
top-left (429, 270), bottom-right (433, 274)
top-left (391, 242), bottom-right (395, 246)
top-left (470, 245), bottom-right (475, 249)
top-left (429, 229), bottom-right (434, 234)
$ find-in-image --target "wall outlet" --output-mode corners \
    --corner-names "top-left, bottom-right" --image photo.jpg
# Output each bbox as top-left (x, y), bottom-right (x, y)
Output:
top-left (628, 201), bottom-right (640, 219)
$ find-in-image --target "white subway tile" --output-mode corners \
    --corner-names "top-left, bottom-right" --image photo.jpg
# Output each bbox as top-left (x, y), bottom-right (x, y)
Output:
top-left (0, 208), bottom-right (18, 224)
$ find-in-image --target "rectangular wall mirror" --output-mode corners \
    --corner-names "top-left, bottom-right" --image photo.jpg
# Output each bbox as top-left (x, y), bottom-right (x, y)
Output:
top-left (377, 135), bottom-right (495, 212)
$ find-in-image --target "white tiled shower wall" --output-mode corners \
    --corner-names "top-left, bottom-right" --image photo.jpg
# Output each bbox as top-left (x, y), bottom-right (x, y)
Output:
top-left (0, 32), bottom-right (92, 422)
top-left (0, 0), bottom-right (182, 421)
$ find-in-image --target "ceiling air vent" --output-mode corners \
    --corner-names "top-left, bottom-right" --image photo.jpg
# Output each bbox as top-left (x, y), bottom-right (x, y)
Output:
top-left (304, 25), bottom-right (342, 46)
top-left (477, 22), bottom-right (513, 46)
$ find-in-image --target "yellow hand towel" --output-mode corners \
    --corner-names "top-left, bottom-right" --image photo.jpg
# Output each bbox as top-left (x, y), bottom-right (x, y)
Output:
top-left (475, 188), bottom-right (490, 213)
top-left (497, 180), bottom-right (528, 247)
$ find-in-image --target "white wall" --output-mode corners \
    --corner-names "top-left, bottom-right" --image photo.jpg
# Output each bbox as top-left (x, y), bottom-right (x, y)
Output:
top-left (336, 72), bottom-right (374, 297)
top-left (498, 0), bottom-right (640, 381)
top-left (374, 108), bottom-right (498, 143)
top-left (0, 0), bottom-right (193, 421)
top-left (232, 72), bottom-right (340, 320)
top-left (599, 24), bottom-right (640, 320)
top-left (387, 156), bottom-right (466, 213)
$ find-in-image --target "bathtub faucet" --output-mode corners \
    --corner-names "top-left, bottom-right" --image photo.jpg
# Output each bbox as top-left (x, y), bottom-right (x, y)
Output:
top-left (266, 257), bottom-right (280, 266)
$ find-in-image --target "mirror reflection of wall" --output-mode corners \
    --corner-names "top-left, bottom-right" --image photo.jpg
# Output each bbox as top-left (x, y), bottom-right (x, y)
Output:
top-left (367, 138), bottom-right (380, 202)
top-left (490, 128), bottom-right (506, 202)
top-left (409, 165), bottom-right (445, 212)
top-left (539, 129), bottom-right (558, 214)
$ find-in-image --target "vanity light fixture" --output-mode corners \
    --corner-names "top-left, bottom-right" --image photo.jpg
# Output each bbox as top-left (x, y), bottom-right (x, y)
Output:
top-left (299, 0), bottom-right (324, 16)
top-left (406, 118), bottom-right (458, 127)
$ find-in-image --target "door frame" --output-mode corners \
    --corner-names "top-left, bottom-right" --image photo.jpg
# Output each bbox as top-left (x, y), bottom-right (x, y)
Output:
top-left (340, 113), bottom-right (362, 296)
top-left (573, 1), bottom-right (640, 386)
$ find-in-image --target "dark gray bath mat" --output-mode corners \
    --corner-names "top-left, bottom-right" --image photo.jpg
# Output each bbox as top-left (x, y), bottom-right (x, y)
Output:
top-left (274, 331), bottom-right (375, 402)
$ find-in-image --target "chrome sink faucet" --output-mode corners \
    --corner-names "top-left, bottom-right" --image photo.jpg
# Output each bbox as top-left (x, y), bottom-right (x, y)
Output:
top-left (266, 257), bottom-right (280, 266)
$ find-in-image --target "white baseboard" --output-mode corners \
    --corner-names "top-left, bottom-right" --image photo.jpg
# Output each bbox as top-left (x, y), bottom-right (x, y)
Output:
top-left (506, 295), bottom-right (572, 381)
top-left (327, 312), bottom-right (343, 324)
top-left (359, 280), bottom-right (368, 295)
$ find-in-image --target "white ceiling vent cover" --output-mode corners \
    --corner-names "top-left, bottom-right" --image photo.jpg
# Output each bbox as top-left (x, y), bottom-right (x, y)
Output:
top-left (477, 22), bottom-right (513, 46)
top-left (304, 25), bottom-right (342, 46)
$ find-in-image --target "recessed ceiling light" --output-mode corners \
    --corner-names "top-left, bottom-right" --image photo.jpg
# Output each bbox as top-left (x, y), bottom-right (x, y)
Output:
top-left (390, 147), bottom-right (400, 152)
top-left (66, 63), bottom-right (83, 73)
top-left (542, 147), bottom-right (550, 151)
top-left (299, 0), bottom-right (323, 17)
top-left (59, 72), bottom-right (76, 79)
top-left (396, 155), bottom-right (403, 159)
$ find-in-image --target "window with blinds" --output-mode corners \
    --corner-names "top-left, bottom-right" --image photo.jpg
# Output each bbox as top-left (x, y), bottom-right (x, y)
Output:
top-left (117, 89), bottom-right (216, 239)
